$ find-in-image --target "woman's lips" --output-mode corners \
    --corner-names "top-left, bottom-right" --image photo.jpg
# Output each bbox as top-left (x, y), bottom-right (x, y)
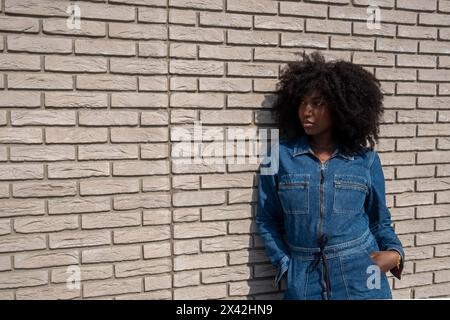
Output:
top-left (303, 122), bottom-right (314, 127)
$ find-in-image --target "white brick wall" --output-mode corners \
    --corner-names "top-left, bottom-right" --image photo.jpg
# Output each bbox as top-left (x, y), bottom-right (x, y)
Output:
top-left (0, 0), bottom-right (449, 300)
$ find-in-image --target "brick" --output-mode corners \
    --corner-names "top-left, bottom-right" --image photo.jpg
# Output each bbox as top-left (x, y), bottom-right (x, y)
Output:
top-left (173, 208), bottom-right (200, 223)
top-left (172, 175), bottom-right (199, 190)
top-left (200, 12), bottom-right (252, 28)
top-left (115, 290), bottom-right (171, 300)
top-left (174, 284), bottom-right (227, 299)
top-left (48, 196), bottom-right (110, 215)
top-left (0, 270), bottom-right (47, 289)
top-left (111, 128), bottom-right (167, 142)
top-left (418, 97), bottom-right (450, 109)
top-left (0, 128), bottom-right (41, 144)
top-left (420, 41), bottom-right (450, 54)
top-left (48, 162), bottom-right (110, 179)
top-left (396, 165), bottom-right (435, 178)
top-left (0, 91), bottom-right (40, 108)
top-left (170, 26), bottom-right (223, 43)
top-left (11, 145), bottom-right (75, 161)
top-left (168, 9), bottom-right (196, 25)
top-left (110, 23), bottom-right (166, 40)
top-left (279, 2), bottom-right (327, 17)
top-left (111, 58), bottom-right (166, 75)
top-left (82, 212), bottom-right (140, 229)
top-left (139, 7), bottom-right (167, 24)
top-left (415, 282), bottom-right (450, 298)
top-left (417, 204), bottom-right (450, 218)
top-left (394, 272), bottom-right (433, 289)
top-left (199, 45), bottom-right (251, 61)
top-left (0, 164), bottom-right (43, 180)
top-left (0, 16), bottom-right (39, 33)
top-left (0, 54), bottom-right (40, 71)
top-left (331, 36), bottom-right (374, 51)
top-left (173, 190), bottom-right (225, 207)
top-left (46, 92), bottom-right (107, 108)
top-left (174, 239), bottom-right (199, 255)
top-left (398, 0), bottom-right (437, 11)
top-left (83, 278), bottom-right (141, 298)
top-left (51, 265), bottom-right (113, 283)
top-left (397, 83), bottom-right (436, 95)
top-left (138, 41), bottom-right (167, 57)
top-left (170, 77), bottom-right (197, 91)
top-left (174, 252), bottom-right (226, 271)
top-left (0, 199), bottom-right (45, 218)
top-left (75, 39), bottom-right (135, 56)
top-left (306, 19), bottom-right (351, 35)
top-left (395, 192), bottom-right (434, 207)
top-left (143, 241), bottom-right (171, 259)
top-left (16, 284), bottom-right (80, 300)
top-left (43, 19), bottom-right (106, 37)
top-left (396, 137), bottom-right (436, 151)
top-left (77, 75), bottom-right (136, 91)
top-left (174, 270), bottom-right (200, 287)
top-left (80, 178), bottom-right (139, 196)
top-left (113, 193), bottom-right (171, 210)
top-left (202, 265), bottom-right (251, 284)
top-left (171, 93), bottom-right (223, 108)
top-left (0, 220), bottom-right (11, 236)
top-left (8, 73), bottom-right (72, 90)
top-left (141, 144), bottom-right (169, 159)
top-left (0, 234), bottom-right (46, 253)
top-left (397, 54), bottom-right (436, 68)
top-left (46, 128), bottom-right (107, 144)
top-left (113, 225), bottom-right (170, 244)
top-left (45, 56), bottom-right (107, 73)
top-left (145, 274), bottom-right (171, 291)
top-left (142, 176), bottom-right (170, 191)
top-left (417, 151), bottom-right (450, 164)
top-left (78, 144), bottom-right (138, 160)
top-left (254, 15), bottom-right (303, 31)
top-left (82, 245), bottom-right (141, 264)
top-left (49, 230), bottom-right (110, 249)
top-left (13, 181), bottom-right (76, 198)
top-left (394, 219), bottom-right (434, 234)
top-left (202, 235), bottom-right (251, 252)
top-left (416, 230), bottom-right (450, 245)
top-left (141, 110), bottom-right (169, 126)
top-left (228, 29), bottom-right (278, 46)
top-left (11, 110), bottom-right (75, 126)
top-left (115, 258), bottom-right (171, 277)
top-left (416, 257), bottom-right (450, 272)
top-left (174, 221), bottom-right (226, 239)
top-left (199, 78), bottom-right (251, 92)
top-left (143, 209), bottom-right (171, 225)
top-left (170, 42), bottom-right (197, 59)
top-left (6, 0), bottom-right (135, 21)
top-left (112, 92), bottom-right (168, 108)
top-left (229, 279), bottom-right (274, 296)
top-left (420, 13), bottom-right (450, 26)
top-left (403, 246), bottom-right (434, 261)
top-left (8, 35), bottom-right (72, 53)
top-left (79, 111), bottom-right (138, 126)
top-left (170, 60), bottom-right (224, 76)
top-left (170, 0), bottom-right (222, 10)
top-left (139, 76), bottom-right (168, 91)
top-left (14, 250), bottom-right (79, 269)
top-left (15, 215), bottom-right (78, 234)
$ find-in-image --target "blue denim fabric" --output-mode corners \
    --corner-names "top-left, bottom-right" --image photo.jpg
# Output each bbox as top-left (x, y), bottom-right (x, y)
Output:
top-left (256, 135), bottom-right (405, 300)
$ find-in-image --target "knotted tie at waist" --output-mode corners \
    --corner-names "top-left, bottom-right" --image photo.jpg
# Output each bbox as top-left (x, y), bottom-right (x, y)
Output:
top-left (307, 234), bottom-right (331, 299)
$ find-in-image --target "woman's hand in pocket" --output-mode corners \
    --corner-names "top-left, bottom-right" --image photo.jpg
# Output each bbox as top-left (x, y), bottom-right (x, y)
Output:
top-left (369, 251), bottom-right (399, 273)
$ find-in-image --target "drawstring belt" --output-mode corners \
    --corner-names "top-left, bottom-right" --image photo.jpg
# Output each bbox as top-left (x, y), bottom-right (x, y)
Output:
top-left (306, 234), bottom-right (331, 299)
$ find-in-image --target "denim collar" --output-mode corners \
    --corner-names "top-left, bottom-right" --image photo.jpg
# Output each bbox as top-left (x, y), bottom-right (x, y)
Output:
top-left (292, 135), bottom-right (354, 161)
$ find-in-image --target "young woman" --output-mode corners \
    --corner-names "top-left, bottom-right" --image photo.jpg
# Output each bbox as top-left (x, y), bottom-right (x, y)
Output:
top-left (256, 51), bottom-right (404, 300)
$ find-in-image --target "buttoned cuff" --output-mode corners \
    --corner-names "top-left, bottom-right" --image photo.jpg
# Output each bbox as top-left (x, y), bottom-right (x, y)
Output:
top-left (274, 255), bottom-right (290, 287)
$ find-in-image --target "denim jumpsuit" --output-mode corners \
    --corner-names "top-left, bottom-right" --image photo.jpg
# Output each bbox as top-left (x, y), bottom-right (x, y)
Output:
top-left (256, 135), bottom-right (405, 300)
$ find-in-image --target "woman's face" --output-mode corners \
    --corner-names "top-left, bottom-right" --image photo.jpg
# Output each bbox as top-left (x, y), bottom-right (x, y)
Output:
top-left (298, 90), bottom-right (333, 137)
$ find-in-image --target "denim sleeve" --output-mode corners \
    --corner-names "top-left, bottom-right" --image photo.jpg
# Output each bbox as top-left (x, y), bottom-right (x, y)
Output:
top-left (256, 155), bottom-right (290, 288)
top-left (366, 151), bottom-right (405, 280)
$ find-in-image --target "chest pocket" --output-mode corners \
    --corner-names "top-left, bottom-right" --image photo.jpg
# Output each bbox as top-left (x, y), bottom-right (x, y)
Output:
top-left (333, 174), bottom-right (369, 214)
top-left (277, 174), bottom-right (310, 215)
